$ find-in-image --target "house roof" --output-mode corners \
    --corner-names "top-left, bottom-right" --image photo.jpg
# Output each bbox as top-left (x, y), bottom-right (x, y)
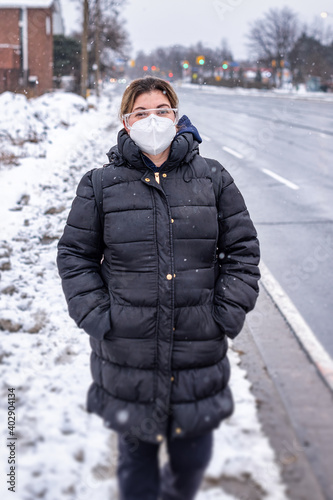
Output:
top-left (0, 0), bottom-right (54, 8)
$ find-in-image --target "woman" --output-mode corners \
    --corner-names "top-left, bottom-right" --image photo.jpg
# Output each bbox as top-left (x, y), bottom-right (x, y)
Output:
top-left (57, 76), bottom-right (260, 500)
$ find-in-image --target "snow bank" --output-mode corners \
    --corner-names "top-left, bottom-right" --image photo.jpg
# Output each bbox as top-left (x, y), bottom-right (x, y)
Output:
top-left (33, 92), bottom-right (89, 128)
top-left (0, 87), bottom-right (286, 500)
top-left (0, 91), bottom-right (88, 165)
top-left (0, 92), bottom-right (46, 161)
top-left (0, 87), bottom-right (120, 500)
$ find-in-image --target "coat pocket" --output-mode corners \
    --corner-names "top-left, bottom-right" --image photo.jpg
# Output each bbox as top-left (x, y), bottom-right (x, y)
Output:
top-left (108, 290), bottom-right (157, 340)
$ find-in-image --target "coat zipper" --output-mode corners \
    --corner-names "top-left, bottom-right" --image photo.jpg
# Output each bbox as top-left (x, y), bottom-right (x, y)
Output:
top-left (149, 175), bottom-right (175, 428)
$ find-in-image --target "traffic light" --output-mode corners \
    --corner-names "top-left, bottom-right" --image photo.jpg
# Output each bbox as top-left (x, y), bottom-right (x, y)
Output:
top-left (143, 66), bottom-right (148, 71)
top-left (272, 59), bottom-right (277, 68)
top-left (151, 65), bottom-right (157, 71)
top-left (183, 60), bottom-right (189, 69)
top-left (222, 61), bottom-right (228, 70)
top-left (280, 60), bottom-right (284, 68)
top-left (196, 55), bottom-right (205, 65)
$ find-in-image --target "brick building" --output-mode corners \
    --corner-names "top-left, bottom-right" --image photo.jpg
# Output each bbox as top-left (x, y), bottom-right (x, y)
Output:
top-left (0, 0), bottom-right (64, 95)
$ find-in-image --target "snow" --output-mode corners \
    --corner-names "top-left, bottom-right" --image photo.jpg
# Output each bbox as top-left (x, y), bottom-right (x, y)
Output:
top-left (0, 91), bottom-right (89, 169)
top-left (0, 0), bottom-right (54, 8)
top-left (0, 84), bottom-right (287, 499)
top-left (0, 92), bottom-right (47, 161)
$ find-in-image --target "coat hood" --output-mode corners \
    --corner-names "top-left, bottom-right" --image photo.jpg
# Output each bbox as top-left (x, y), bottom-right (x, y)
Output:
top-left (106, 115), bottom-right (201, 171)
top-left (175, 114), bottom-right (202, 143)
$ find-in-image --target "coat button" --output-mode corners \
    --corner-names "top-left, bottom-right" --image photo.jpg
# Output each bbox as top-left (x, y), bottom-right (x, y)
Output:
top-left (156, 434), bottom-right (164, 442)
top-left (174, 274), bottom-right (176, 278)
top-left (170, 376), bottom-right (175, 382)
top-left (171, 218), bottom-right (174, 223)
top-left (175, 427), bottom-right (182, 434)
top-left (145, 178), bottom-right (150, 182)
top-left (162, 173), bottom-right (167, 178)
top-left (166, 274), bottom-right (173, 280)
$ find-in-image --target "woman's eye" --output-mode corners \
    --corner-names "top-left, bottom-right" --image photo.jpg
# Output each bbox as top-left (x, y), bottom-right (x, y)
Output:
top-left (157, 109), bottom-right (171, 116)
top-left (135, 112), bottom-right (148, 119)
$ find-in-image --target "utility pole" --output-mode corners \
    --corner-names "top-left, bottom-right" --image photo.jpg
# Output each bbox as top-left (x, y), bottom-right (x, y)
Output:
top-left (80, 0), bottom-right (89, 98)
top-left (94, 0), bottom-right (101, 97)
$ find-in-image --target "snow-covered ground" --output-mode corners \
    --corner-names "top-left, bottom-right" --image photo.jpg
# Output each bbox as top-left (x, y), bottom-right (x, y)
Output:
top-left (0, 85), bottom-right (287, 500)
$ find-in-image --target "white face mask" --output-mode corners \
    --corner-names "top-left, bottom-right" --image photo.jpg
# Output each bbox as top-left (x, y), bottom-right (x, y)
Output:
top-left (129, 114), bottom-right (177, 156)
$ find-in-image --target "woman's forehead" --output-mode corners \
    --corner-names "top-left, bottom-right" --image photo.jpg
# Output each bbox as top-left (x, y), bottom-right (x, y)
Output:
top-left (132, 90), bottom-right (170, 110)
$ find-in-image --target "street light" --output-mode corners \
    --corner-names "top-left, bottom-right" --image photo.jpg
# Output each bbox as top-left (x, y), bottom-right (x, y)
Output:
top-left (321, 11), bottom-right (333, 18)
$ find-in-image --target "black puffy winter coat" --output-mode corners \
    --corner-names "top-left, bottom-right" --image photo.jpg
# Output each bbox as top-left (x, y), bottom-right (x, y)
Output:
top-left (57, 125), bottom-right (260, 444)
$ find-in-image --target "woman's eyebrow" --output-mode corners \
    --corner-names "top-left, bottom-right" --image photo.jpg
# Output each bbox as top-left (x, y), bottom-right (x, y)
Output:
top-left (132, 104), bottom-right (170, 111)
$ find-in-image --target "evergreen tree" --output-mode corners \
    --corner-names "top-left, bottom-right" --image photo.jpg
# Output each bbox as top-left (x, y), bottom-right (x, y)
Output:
top-left (53, 35), bottom-right (81, 78)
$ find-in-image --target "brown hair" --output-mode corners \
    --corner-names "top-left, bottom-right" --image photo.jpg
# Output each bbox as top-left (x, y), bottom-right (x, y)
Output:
top-left (119, 76), bottom-right (179, 120)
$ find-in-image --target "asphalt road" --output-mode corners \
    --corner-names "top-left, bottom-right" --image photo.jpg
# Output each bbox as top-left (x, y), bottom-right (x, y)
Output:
top-left (176, 85), bottom-right (333, 358)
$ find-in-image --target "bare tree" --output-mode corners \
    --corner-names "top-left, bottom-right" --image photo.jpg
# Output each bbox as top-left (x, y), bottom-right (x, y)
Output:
top-left (76, 0), bottom-right (130, 96)
top-left (247, 7), bottom-right (300, 64)
top-left (88, 0), bottom-right (130, 56)
top-left (307, 16), bottom-right (333, 47)
top-left (289, 32), bottom-right (333, 85)
top-left (80, 0), bottom-right (89, 98)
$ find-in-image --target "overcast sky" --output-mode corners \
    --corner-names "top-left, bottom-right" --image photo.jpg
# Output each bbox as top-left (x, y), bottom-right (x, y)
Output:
top-left (61, 0), bottom-right (333, 60)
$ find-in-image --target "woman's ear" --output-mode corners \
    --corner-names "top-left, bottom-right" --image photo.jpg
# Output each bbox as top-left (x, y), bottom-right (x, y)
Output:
top-left (123, 121), bottom-right (130, 133)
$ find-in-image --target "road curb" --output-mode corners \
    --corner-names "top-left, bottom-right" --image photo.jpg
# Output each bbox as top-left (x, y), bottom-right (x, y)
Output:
top-left (259, 261), bottom-right (333, 393)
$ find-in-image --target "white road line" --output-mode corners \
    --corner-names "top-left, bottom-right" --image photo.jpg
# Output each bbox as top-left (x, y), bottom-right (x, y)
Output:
top-left (201, 134), bottom-right (211, 142)
top-left (262, 168), bottom-right (299, 190)
top-left (223, 146), bottom-right (244, 159)
top-left (260, 260), bottom-right (333, 392)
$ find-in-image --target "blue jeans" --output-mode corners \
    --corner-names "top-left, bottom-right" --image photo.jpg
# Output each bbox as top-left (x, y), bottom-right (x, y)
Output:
top-left (117, 430), bottom-right (213, 500)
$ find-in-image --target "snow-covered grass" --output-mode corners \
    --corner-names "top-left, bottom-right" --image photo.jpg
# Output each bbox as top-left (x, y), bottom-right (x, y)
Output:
top-left (0, 86), bottom-right (286, 500)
